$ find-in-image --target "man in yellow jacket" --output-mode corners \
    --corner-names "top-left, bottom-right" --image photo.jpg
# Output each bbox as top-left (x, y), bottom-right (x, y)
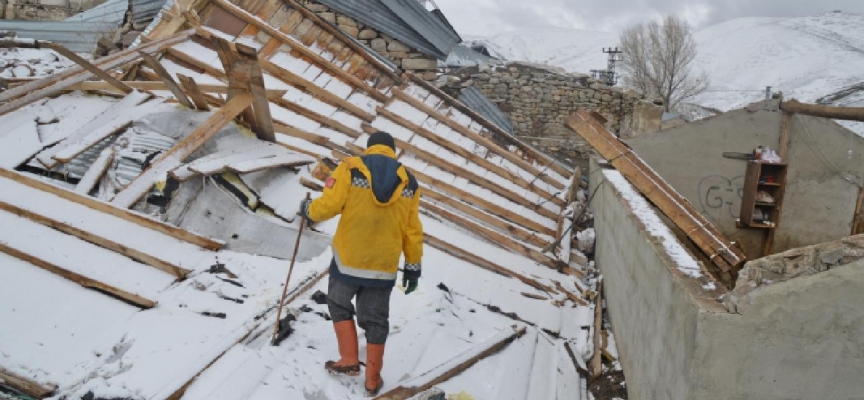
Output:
top-left (299, 131), bottom-right (423, 396)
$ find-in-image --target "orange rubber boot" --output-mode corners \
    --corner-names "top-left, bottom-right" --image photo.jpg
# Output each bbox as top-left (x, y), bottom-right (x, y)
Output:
top-left (365, 343), bottom-right (385, 396)
top-left (324, 320), bottom-right (360, 376)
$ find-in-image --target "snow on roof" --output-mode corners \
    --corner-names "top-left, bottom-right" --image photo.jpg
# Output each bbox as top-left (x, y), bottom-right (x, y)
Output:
top-left (0, 1), bottom-right (595, 398)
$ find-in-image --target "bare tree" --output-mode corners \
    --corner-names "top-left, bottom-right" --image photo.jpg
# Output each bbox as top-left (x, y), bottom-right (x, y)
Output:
top-left (619, 15), bottom-right (708, 112)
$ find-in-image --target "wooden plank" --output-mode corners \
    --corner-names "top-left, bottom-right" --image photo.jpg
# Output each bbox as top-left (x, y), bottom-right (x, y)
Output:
top-left (236, 43), bottom-right (277, 142)
top-left (566, 110), bottom-right (746, 276)
top-left (422, 189), bottom-right (550, 247)
top-left (75, 147), bottom-right (115, 195)
top-left (212, 36), bottom-right (260, 134)
top-left (422, 200), bottom-right (578, 276)
top-left (274, 122), bottom-right (331, 145)
top-left (35, 90), bottom-right (151, 168)
top-left (376, 107), bottom-right (562, 204)
top-left (188, 146), bottom-right (282, 175)
top-left (0, 30), bottom-right (195, 117)
top-left (209, 0), bottom-right (387, 102)
top-left (0, 240), bottom-right (157, 309)
top-left (591, 279), bottom-right (603, 378)
top-left (384, 132), bottom-right (561, 220)
top-left (780, 100), bottom-right (864, 122)
top-left (111, 93), bottom-right (254, 208)
top-left (0, 199), bottom-right (189, 279)
top-left (0, 366), bottom-right (56, 398)
top-left (282, 0), bottom-right (401, 82)
top-left (38, 41), bottom-right (134, 95)
top-left (170, 142), bottom-right (270, 181)
top-left (854, 187), bottom-right (864, 236)
top-left (406, 73), bottom-right (572, 179)
top-left (778, 111), bottom-right (793, 161)
top-left (374, 326), bottom-right (527, 400)
top-left (392, 88), bottom-right (567, 191)
top-left (259, 58), bottom-right (376, 122)
top-left (0, 168), bottom-right (224, 250)
top-left (424, 234), bottom-right (559, 296)
top-left (177, 74), bottom-right (212, 111)
top-left (138, 51), bottom-right (195, 108)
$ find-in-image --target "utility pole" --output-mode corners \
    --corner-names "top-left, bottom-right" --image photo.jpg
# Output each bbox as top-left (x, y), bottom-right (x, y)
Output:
top-left (591, 48), bottom-right (624, 87)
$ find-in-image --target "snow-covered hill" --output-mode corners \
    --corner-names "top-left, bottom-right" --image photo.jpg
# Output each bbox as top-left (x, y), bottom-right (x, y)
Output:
top-left (468, 12), bottom-right (864, 134)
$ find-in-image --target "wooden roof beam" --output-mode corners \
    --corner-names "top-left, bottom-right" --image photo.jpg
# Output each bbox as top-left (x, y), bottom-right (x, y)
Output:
top-left (780, 100), bottom-right (864, 122)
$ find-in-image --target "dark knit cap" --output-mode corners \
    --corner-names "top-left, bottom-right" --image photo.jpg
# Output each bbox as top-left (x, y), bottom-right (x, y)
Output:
top-left (367, 131), bottom-right (396, 151)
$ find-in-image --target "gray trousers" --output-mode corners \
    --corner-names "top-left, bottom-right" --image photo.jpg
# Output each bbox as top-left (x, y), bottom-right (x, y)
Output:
top-left (327, 276), bottom-right (393, 344)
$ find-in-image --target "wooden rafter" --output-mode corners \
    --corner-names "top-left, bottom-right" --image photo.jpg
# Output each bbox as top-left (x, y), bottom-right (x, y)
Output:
top-left (0, 241), bottom-right (157, 308)
top-left (138, 51), bottom-right (194, 108)
top-left (207, 0), bottom-right (387, 102)
top-left (406, 73), bottom-right (573, 179)
top-left (59, 79), bottom-right (287, 100)
top-left (177, 74), bottom-right (212, 111)
top-left (0, 199), bottom-right (190, 279)
top-left (780, 100), bottom-right (864, 122)
top-left (23, 41), bottom-right (135, 95)
top-left (374, 326), bottom-right (528, 400)
top-left (566, 110), bottom-right (746, 275)
top-left (0, 169), bottom-right (224, 250)
top-left (75, 147), bottom-right (115, 195)
top-left (392, 88), bottom-right (567, 191)
top-left (212, 37), bottom-right (263, 137)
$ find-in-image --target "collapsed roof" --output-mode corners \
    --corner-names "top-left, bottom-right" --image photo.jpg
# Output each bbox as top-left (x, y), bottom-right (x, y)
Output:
top-left (0, 0), bottom-right (599, 398)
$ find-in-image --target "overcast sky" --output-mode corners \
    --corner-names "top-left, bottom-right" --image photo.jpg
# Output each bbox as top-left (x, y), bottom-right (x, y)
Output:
top-left (434, 0), bottom-right (864, 37)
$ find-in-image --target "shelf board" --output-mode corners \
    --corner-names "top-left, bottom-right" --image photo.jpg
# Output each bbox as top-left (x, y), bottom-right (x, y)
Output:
top-left (758, 182), bottom-right (782, 187)
top-left (756, 202), bottom-right (778, 207)
top-left (736, 220), bottom-right (777, 230)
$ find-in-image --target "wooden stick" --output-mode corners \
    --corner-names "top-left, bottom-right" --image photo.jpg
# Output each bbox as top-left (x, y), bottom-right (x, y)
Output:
top-left (780, 100), bottom-right (864, 122)
top-left (138, 51), bottom-right (194, 108)
top-left (0, 241), bottom-right (157, 308)
top-left (111, 93), bottom-right (254, 208)
top-left (854, 187), bottom-right (864, 236)
top-left (237, 43), bottom-right (276, 142)
top-left (212, 36), bottom-right (260, 134)
top-left (0, 366), bottom-right (57, 399)
top-left (177, 74), bottom-right (212, 111)
top-left (272, 192), bottom-right (310, 345)
top-left (0, 199), bottom-right (190, 279)
top-left (374, 326), bottom-right (527, 400)
top-left (778, 112), bottom-right (793, 161)
top-left (0, 168), bottom-right (224, 250)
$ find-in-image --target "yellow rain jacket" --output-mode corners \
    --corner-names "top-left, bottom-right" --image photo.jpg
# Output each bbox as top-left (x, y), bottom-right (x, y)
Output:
top-left (307, 145), bottom-right (423, 287)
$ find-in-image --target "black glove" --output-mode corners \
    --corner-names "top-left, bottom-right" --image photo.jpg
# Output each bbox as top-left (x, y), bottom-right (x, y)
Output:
top-left (298, 197), bottom-right (315, 226)
top-left (402, 264), bottom-right (421, 295)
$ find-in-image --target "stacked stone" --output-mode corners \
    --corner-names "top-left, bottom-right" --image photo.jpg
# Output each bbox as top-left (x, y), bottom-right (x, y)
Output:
top-left (94, 16), bottom-right (141, 57)
top-left (299, 0), bottom-right (439, 80)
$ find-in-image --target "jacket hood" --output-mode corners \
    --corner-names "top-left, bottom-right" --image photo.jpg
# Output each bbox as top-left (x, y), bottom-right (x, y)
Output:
top-left (359, 145), bottom-right (408, 206)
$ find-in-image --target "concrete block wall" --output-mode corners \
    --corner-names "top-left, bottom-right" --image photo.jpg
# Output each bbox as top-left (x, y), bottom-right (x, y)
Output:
top-left (590, 157), bottom-right (864, 399)
top-left (297, 0), bottom-right (440, 80)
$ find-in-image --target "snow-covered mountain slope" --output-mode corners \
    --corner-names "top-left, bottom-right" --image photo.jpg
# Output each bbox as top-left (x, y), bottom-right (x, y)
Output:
top-left (464, 27), bottom-right (617, 74)
top-left (468, 12), bottom-right (864, 134)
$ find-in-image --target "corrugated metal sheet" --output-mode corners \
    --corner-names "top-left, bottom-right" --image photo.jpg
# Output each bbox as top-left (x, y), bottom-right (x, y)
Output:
top-left (445, 44), bottom-right (494, 68)
top-left (65, 0), bottom-right (126, 24)
top-left (131, 0), bottom-right (170, 27)
top-left (459, 86), bottom-right (514, 134)
top-left (0, 21), bottom-right (104, 52)
top-left (380, 0), bottom-right (459, 56)
top-left (312, 0), bottom-right (458, 60)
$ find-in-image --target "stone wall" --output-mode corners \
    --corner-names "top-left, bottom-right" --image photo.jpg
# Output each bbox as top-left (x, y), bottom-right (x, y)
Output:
top-left (297, 0), bottom-right (440, 80)
top-left (438, 62), bottom-right (662, 166)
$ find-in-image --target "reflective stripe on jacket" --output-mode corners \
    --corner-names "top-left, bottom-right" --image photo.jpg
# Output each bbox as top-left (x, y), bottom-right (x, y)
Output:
top-left (307, 145), bottom-right (423, 286)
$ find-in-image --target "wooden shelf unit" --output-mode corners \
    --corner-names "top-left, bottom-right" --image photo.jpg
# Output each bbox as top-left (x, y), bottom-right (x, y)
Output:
top-left (739, 161), bottom-right (788, 230)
